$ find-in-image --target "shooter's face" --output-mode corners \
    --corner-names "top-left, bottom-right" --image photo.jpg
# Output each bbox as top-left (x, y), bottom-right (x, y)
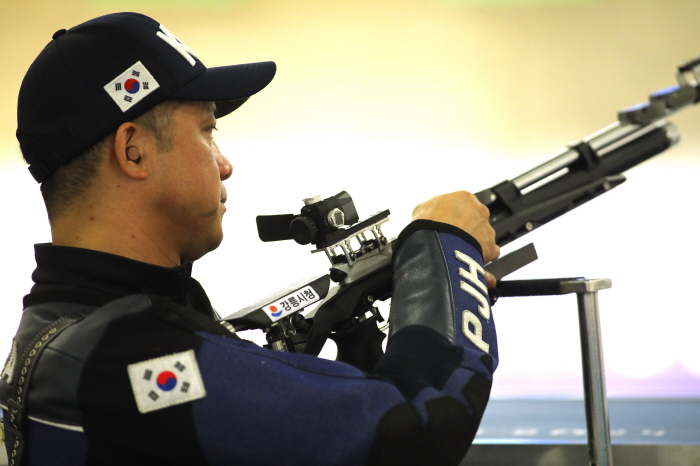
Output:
top-left (153, 102), bottom-right (232, 262)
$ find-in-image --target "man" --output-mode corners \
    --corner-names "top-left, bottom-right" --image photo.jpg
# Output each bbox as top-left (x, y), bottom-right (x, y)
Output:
top-left (0, 12), bottom-right (499, 466)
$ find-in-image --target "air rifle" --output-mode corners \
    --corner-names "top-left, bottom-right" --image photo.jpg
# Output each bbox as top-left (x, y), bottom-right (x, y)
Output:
top-left (221, 56), bottom-right (700, 371)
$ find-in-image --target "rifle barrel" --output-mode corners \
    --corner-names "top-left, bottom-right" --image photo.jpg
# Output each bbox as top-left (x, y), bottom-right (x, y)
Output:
top-left (511, 121), bottom-right (651, 191)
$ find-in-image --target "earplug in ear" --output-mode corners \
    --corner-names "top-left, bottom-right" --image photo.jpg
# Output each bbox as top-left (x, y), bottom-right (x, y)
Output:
top-left (126, 147), bottom-right (141, 163)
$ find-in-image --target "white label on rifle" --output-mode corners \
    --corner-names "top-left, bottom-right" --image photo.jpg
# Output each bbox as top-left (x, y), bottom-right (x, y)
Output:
top-left (263, 285), bottom-right (320, 322)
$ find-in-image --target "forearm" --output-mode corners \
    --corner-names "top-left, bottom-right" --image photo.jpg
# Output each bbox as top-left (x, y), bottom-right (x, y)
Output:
top-left (388, 219), bottom-right (497, 374)
top-left (366, 220), bottom-right (498, 464)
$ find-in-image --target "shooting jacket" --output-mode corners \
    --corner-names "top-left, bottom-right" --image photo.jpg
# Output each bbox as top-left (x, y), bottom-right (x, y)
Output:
top-left (0, 220), bottom-right (497, 465)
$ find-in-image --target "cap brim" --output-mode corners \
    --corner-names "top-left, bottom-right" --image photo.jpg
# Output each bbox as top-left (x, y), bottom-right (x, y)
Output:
top-left (169, 61), bottom-right (276, 118)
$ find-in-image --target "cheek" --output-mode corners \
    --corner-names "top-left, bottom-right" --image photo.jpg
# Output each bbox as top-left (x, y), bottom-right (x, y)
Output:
top-left (191, 151), bottom-right (223, 202)
top-left (161, 142), bottom-right (221, 204)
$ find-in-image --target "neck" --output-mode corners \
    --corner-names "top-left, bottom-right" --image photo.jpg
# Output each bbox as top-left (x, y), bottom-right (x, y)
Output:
top-left (51, 198), bottom-right (182, 268)
top-left (52, 221), bottom-right (181, 268)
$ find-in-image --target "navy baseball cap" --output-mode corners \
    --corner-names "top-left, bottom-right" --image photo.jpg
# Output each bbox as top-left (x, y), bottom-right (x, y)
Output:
top-left (17, 12), bottom-right (276, 183)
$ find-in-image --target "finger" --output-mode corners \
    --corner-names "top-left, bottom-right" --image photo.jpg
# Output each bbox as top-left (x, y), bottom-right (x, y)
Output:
top-left (484, 271), bottom-right (497, 289)
top-left (491, 244), bottom-right (501, 262)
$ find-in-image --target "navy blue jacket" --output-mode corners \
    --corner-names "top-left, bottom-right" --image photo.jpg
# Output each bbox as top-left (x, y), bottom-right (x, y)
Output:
top-left (0, 221), bottom-right (497, 465)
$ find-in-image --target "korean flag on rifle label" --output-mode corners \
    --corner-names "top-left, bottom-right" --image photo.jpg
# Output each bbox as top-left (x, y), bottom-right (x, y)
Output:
top-left (262, 285), bottom-right (320, 322)
top-left (104, 61), bottom-right (160, 112)
top-left (127, 349), bottom-right (206, 414)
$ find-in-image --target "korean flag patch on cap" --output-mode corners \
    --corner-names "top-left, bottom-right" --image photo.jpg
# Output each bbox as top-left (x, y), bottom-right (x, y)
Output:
top-left (104, 61), bottom-right (160, 112)
top-left (127, 349), bottom-right (206, 414)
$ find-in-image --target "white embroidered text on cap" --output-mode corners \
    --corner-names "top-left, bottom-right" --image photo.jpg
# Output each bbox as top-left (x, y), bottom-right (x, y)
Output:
top-left (157, 24), bottom-right (199, 66)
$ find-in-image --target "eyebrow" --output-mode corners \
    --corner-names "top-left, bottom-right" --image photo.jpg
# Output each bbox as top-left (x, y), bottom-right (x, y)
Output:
top-left (190, 101), bottom-right (216, 117)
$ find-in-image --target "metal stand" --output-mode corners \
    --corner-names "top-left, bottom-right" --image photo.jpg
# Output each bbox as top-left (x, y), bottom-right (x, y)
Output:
top-left (496, 277), bottom-right (614, 466)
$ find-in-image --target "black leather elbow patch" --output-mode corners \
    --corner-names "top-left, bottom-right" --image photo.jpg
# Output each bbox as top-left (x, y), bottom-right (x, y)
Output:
top-left (462, 371), bottom-right (492, 416)
top-left (480, 354), bottom-right (494, 373)
top-left (367, 396), bottom-right (481, 466)
top-left (370, 326), bottom-right (463, 400)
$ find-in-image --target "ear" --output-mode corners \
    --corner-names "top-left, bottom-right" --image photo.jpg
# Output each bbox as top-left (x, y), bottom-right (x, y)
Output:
top-left (113, 121), bottom-right (150, 180)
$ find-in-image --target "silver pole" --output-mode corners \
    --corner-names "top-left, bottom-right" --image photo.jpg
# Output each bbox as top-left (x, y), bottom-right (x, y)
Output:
top-left (558, 278), bottom-right (614, 466)
top-left (560, 279), bottom-right (613, 466)
top-left (576, 290), bottom-right (613, 466)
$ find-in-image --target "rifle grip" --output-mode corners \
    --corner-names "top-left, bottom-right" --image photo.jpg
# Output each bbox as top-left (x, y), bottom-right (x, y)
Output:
top-left (329, 316), bottom-right (386, 372)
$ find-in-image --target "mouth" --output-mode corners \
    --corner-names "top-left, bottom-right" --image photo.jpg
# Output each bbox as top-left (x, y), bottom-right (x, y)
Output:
top-left (220, 186), bottom-right (227, 204)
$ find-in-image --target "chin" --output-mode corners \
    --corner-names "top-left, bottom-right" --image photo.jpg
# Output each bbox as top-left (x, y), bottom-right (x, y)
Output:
top-left (208, 233), bottom-right (224, 253)
top-left (181, 230), bottom-right (224, 263)
top-left (205, 225), bottom-right (225, 253)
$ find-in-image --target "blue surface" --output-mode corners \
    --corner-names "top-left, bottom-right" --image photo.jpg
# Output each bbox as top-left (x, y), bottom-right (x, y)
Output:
top-left (476, 399), bottom-right (700, 445)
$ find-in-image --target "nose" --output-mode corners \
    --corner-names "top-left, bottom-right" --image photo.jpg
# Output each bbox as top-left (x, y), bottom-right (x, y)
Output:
top-left (214, 142), bottom-right (232, 181)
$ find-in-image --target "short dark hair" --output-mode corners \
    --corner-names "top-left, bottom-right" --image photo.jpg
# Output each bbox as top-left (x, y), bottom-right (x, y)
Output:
top-left (37, 100), bottom-right (181, 222)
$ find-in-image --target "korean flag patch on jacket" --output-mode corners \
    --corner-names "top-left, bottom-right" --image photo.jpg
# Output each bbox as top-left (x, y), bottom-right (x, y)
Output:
top-left (104, 61), bottom-right (160, 112)
top-left (127, 349), bottom-right (206, 413)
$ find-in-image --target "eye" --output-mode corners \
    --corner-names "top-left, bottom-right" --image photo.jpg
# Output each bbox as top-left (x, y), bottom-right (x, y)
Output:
top-left (204, 125), bottom-right (218, 139)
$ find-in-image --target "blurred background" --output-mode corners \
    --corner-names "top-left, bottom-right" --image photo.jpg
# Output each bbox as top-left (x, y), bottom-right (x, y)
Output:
top-left (1, 0), bottom-right (699, 399)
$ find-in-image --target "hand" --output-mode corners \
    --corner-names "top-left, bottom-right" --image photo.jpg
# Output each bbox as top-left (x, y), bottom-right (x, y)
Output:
top-left (412, 190), bottom-right (500, 264)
